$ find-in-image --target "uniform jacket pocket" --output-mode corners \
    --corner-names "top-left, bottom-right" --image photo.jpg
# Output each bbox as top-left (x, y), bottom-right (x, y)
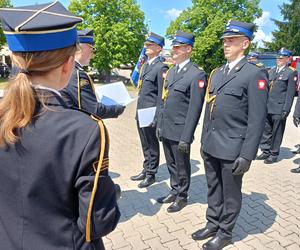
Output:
top-left (227, 128), bottom-right (247, 139)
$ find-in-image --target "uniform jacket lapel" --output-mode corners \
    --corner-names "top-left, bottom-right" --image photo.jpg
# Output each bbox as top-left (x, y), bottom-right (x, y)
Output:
top-left (170, 61), bottom-right (193, 87)
top-left (217, 57), bottom-right (247, 91)
top-left (142, 57), bottom-right (159, 77)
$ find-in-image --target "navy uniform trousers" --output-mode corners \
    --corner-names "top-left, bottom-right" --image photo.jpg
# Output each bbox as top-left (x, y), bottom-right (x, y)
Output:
top-left (201, 58), bottom-right (268, 237)
top-left (260, 66), bottom-right (297, 156)
top-left (159, 61), bottom-right (206, 199)
top-left (136, 58), bottom-right (168, 176)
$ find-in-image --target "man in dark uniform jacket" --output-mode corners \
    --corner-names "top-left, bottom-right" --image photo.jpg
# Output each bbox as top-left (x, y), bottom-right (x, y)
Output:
top-left (60, 29), bottom-right (125, 118)
top-left (291, 96), bottom-right (300, 173)
top-left (257, 48), bottom-right (297, 164)
top-left (130, 32), bottom-right (168, 188)
top-left (156, 31), bottom-right (207, 212)
top-left (192, 21), bottom-right (268, 250)
top-left (247, 51), bottom-right (264, 67)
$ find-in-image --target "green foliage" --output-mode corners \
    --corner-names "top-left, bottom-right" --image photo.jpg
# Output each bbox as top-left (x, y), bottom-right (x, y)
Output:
top-left (69, 0), bottom-right (147, 73)
top-left (166, 0), bottom-right (262, 72)
top-left (0, 0), bottom-right (13, 48)
top-left (264, 0), bottom-right (300, 54)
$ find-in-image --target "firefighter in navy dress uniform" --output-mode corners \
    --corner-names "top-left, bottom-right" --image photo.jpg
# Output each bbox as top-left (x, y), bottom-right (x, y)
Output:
top-left (0, 2), bottom-right (120, 250)
top-left (247, 51), bottom-right (264, 67)
top-left (130, 32), bottom-right (168, 188)
top-left (156, 31), bottom-right (207, 213)
top-left (291, 96), bottom-right (300, 173)
top-left (60, 29), bottom-right (125, 119)
top-left (257, 48), bottom-right (297, 164)
top-left (192, 21), bottom-right (268, 250)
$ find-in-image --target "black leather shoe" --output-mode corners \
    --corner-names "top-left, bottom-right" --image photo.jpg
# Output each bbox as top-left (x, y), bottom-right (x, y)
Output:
top-left (156, 194), bottom-right (177, 204)
top-left (130, 172), bottom-right (146, 181)
top-left (256, 152), bottom-right (269, 160)
top-left (138, 176), bottom-right (155, 188)
top-left (291, 166), bottom-right (300, 173)
top-left (291, 145), bottom-right (300, 154)
top-left (264, 155), bottom-right (278, 164)
top-left (192, 227), bottom-right (218, 241)
top-left (202, 235), bottom-right (232, 250)
top-left (167, 198), bottom-right (187, 213)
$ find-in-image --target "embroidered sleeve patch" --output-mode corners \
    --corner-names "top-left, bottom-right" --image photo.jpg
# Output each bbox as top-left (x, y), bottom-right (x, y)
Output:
top-left (258, 80), bottom-right (266, 90)
top-left (198, 80), bottom-right (205, 88)
top-left (80, 79), bottom-right (89, 87)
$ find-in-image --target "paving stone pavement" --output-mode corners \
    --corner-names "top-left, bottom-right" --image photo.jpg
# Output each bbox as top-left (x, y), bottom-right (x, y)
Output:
top-left (103, 91), bottom-right (300, 250)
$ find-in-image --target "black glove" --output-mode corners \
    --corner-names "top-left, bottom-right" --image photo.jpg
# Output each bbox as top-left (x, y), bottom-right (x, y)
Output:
top-left (178, 141), bottom-right (190, 154)
top-left (156, 128), bottom-right (162, 141)
top-left (115, 184), bottom-right (121, 200)
top-left (281, 111), bottom-right (289, 120)
top-left (232, 157), bottom-right (251, 175)
top-left (115, 105), bottom-right (125, 116)
top-left (150, 121), bottom-right (157, 128)
top-left (293, 117), bottom-right (300, 127)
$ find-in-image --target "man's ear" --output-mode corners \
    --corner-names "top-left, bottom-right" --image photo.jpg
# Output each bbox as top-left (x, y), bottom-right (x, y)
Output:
top-left (242, 38), bottom-right (250, 50)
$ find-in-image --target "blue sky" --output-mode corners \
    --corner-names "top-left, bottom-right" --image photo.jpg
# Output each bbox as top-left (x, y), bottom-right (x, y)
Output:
top-left (12, 0), bottom-right (287, 48)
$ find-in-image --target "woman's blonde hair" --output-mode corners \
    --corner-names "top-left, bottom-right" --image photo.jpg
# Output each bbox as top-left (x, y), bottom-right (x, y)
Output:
top-left (0, 45), bottom-right (77, 146)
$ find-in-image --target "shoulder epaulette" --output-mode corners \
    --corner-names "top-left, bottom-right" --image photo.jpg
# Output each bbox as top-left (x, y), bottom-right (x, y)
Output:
top-left (289, 66), bottom-right (296, 71)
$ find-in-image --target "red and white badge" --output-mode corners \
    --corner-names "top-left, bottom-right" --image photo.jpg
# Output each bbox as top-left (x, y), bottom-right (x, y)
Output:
top-left (294, 76), bottom-right (298, 82)
top-left (162, 72), bottom-right (167, 79)
top-left (258, 80), bottom-right (266, 90)
top-left (198, 80), bottom-right (205, 88)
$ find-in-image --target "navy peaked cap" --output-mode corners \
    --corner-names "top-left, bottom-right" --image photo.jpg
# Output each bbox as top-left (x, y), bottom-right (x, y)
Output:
top-left (247, 51), bottom-right (259, 59)
top-left (0, 1), bottom-right (82, 52)
top-left (222, 20), bottom-right (255, 39)
top-left (277, 48), bottom-right (292, 58)
top-left (78, 29), bottom-right (94, 45)
top-left (172, 30), bottom-right (195, 47)
top-left (145, 32), bottom-right (165, 47)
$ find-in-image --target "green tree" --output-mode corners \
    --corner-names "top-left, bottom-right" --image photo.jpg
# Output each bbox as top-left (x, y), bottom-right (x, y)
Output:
top-left (264, 0), bottom-right (300, 54)
top-left (0, 0), bottom-right (13, 48)
top-left (166, 0), bottom-right (262, 72)
top-left (69, 0), bottom-right (147, 81)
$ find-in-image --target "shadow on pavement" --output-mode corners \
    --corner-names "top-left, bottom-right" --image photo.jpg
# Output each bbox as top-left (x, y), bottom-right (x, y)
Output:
top-left (233, 192), bottom-right (276, 242)
top-left (117, 159), bottom-right (276, 244)
top-left (278, 147), bottom-right (297, 161)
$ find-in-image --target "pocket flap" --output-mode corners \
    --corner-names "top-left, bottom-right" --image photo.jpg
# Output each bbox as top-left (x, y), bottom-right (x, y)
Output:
top-left (174, 84), bottom-right (189, 92)
top-left (227, 128), bottom-right (247, 138)
top-left (224, 88), bottom-right (243, 97)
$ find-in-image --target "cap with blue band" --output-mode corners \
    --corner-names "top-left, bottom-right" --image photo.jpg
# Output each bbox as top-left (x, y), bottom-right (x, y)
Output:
top-left (78, 29), bottom-right (94, 45)
top-left (171, 30), bottom-right (195, 47)
top-left (277, 48), bottom-right (292, 58)
top-left (222, 20), bottom-right (255, 40)
top-left (145, 32), bottom-right (165, 47)
top-left (0, 1), bottom-right (82, 52)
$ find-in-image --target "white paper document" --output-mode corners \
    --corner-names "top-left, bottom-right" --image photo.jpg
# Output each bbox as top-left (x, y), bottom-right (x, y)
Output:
top-left (138, 107), bottom-right (157, 128)
top-left (0, 90), bottom-right (4, 98)
top-left (94, 81), bottom-right (134, 106)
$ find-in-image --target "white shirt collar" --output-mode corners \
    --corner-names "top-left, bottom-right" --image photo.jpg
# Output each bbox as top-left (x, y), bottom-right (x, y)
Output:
top-left (227, 56), bottom-right (245, 73)
top-left (34, 85), bottom-right (62, 97)
top-left (75, 59), bottom-right (84, 68)
top-left (277, 65), bottom-right (285, 73)
top-left (148, 56), bottom-right (158, 65)
top-left (177, 58), bottom-right (190, 72)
